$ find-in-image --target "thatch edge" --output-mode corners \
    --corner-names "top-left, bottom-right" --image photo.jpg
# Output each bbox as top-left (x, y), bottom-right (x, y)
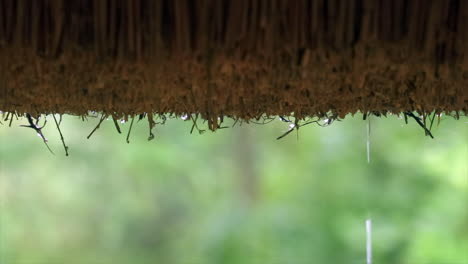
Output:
top-left (1, 43), bottom-right (467, 123)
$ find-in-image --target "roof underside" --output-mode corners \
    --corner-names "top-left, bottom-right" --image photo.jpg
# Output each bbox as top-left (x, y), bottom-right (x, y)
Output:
top-left (1, 0), bottom-right (467, 126)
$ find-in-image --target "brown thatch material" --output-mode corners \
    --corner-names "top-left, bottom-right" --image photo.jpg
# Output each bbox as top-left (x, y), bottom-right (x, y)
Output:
top-left (1, 0), bottom-right (467, 128)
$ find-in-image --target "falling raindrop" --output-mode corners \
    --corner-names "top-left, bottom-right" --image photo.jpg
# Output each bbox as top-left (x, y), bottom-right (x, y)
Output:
top-left (367, 117), bottom-right (371, 163)
top-left (366, 219), bottom-right (372, 264)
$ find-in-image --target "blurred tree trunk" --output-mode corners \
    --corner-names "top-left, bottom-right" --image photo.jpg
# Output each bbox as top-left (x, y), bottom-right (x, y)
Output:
top-left (233, 126), bottom-right (260, 207)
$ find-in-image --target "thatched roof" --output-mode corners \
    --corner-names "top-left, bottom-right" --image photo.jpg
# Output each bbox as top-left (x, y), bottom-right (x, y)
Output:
top-left (1, 0), bottom-right (467, 128)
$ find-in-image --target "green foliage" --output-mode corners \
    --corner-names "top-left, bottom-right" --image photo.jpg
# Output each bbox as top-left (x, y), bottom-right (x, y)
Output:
top-left (0, 115), bottom-right (467, 264)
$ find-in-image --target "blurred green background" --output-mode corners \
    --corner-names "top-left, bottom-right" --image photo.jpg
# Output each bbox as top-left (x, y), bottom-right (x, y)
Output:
top-left (0, 114), bottom-right (467, 264)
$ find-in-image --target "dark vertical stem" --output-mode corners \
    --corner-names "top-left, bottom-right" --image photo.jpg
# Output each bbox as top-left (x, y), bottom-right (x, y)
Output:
top-left (14, 0), bottom-right (25, 45)
top-left (127, 0), bottom-right (135, 57)
top-left (108, 0), bottom-right (116, 56)
top-left (31, 0), bottom-right (40, 52)
top-left (135, 0), bottom-right (142, 60)
top-left (4, 0), bottom-right (14, 41)
top-left (118, 0), bottom-right (126, 58)
top-left (51, 0), bottom-right (64, 57)
top-left (0, 0), bottom-right (5, 43)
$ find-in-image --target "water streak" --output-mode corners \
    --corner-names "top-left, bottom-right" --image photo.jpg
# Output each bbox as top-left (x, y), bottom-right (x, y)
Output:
top-left (366, 219), bottom-right (372, 264)
top-left (367, 117), bottom-right (371, 163)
